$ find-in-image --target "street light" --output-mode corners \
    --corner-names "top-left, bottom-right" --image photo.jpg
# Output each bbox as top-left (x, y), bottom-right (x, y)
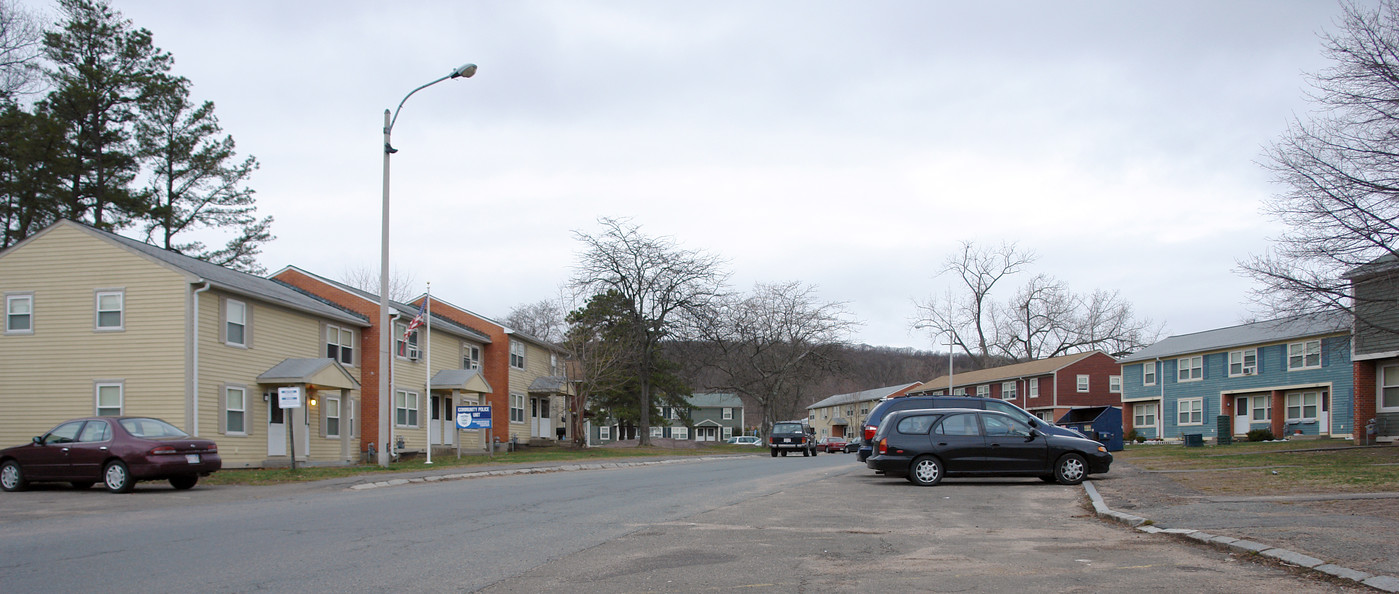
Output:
top-left (378, 62), bottom-right (476, 467)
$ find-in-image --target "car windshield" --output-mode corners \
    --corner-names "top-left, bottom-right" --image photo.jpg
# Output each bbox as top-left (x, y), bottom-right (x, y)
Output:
top-left (119, 418), bottom-right (189, 438)
top-left (772, 423), bottom-right (803, 433)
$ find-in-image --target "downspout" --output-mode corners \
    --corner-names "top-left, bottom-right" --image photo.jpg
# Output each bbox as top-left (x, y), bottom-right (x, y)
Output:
top-left (192, 281), bottom-right (212, 436)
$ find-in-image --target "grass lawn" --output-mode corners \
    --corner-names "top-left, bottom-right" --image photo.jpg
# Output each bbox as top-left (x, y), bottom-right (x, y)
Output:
top-left (1116, 439), bottom-right (1399, 494)
top-left (204, 444), bottom-right (757, 486)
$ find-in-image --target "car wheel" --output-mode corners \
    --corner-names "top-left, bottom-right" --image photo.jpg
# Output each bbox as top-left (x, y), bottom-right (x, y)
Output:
top-left (780, 450), bottom-right (787, 457)
top-left (1054, 453), bottom-right (1088, 485)
top-left (770, 448), bottom-right (778, 457)
top-left (104, 460), bottom-right (134, 493)
top-left (811, 447), bottom-right (818, 456)
top-left (0, 460), bottom-right (26, 492)
top-left (802, 448), bottom-right (809, 457)
top-left (71, 481), bottom-right (94, 490)
top-left (169, 476), bottom-right (198, 490)
top-left (908, 455), bottom-right (943, 486)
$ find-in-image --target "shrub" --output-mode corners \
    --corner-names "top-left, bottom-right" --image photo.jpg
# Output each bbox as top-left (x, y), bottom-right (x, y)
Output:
top-left (1247, 428), bottom-right (1275, 442)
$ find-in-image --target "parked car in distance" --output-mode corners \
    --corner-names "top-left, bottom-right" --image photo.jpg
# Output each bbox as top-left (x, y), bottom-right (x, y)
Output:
top-left (769, 420), bottom-right (818, 457)
top-left (817, 436), bottom-right (849, 453)
top-left (866, 408), bottom-right (1111, 486)
top-left (0, 417), bottom-right (221, 494)
top-left (726, 436), bottom-right (762, 446)
top-left (856, 395), bottom-right (1088, 462)
top-left (843, 439), bottom-right (860, 453)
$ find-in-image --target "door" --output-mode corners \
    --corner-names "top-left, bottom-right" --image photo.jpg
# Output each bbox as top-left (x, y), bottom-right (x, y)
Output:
top-left (268, 395), bottom-right (287, 457)
top-left (1319, 391), bottom-right (1330, 434)
top-left (1235, 396), bottom-right (1251, 435)
top-left (980, 413), bottom-right (1046, 473)
top-left (65, 419), bottom-right (113, 480)
top-left (530, 397), bottom-right (550, 439)
top-left (428, 395), bottom-right (454, 446)
top-left (931, 413), bottom-right (984, 473)
top-left (27, 421), bottom-right (86, 479)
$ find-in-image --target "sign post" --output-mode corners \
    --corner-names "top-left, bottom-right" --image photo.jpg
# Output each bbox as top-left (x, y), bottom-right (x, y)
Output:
top-left (278, 387), bottom-right (303, 470)
top-left (457, 405), bottom-right (492, 458)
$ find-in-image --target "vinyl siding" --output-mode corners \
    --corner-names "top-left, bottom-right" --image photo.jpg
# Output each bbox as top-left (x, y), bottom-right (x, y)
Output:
top-left (0, 224), bottom-right (190, 447)
top-left (1355, 274), bottom-right (1399, 356)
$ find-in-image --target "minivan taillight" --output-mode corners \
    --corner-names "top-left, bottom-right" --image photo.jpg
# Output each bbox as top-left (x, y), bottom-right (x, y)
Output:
top-left (864, 425), bottom-right (877, 441)
top-left (877, 438), bottom-right (888, 455)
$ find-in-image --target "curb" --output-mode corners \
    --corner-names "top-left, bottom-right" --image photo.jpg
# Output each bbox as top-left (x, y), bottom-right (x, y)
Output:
top-left (345, 455), bottom-right (737, 491)
top-left (1083, 481), bottom-right (1399, 592)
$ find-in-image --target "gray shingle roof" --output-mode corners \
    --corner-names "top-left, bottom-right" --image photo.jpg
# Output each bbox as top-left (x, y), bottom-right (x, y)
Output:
top-left (687, 393), bottom-right (743, 408)
top-left (271, 265), bottom-right (492, 343)
top-left (1117, 313), bottom-right (1350, 364)
top-left (807, 382), bottom-right (921, 410)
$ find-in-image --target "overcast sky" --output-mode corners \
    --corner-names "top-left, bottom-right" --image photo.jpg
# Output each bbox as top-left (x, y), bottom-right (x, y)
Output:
top-left (22, 1), bottom-right (1370, 349)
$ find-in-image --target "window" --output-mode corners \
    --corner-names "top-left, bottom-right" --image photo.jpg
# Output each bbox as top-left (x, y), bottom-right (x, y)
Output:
top-left (935, 414), bottom-right (980, 436)
top-left (722, 407), bottom-right (733, 420)
top-left (1250, 395), bottom-right (1271, 421)
top-left (1383, 365), bottom-right (1399, 411)
top-left (1002, 382), bottom-right (1016, 400)
top-left (860, 404), bottom-right (869, 414)
top-left (225, 387), bottom-right (246, 434)
top-left (722, 426), bottom-right (733, 439)
top-left (1029, 380), bottom-right (1039, 399)
top-left (822, 409), bottom-right (828, 419)
top-left (1109, 375), bottom-right (1122, 393)
top-left (1133, 403), bottom-right (1156, 428)
top-left (510, 393), bottom-right (525, 423)
top-left (6, 294), bottom-right (32, 334)
top-left (1177, 398), bottom-right (1203, 425)
top-left (1143, 362), bottom-right (1156, 386)
top-left (953, 387), bottom-right (966, 396)
top-left (510, 340), bottom-right (526, 369)
top-left (550, 353), bottom-right (560, 376)
top-left (1034, 410), bottom-right (1055, 422)
top-left (462, 344), bottom-right (481, 369)
top-left (896, 414), bottom-right (939, 435)
top-left (1076, 375), bottom-right (1090, 393)
top-left (808, 410), bottom-right (815, 420)
top-left (225, 299), bottom-right (246, 346)
top-left (325, 396), bottom-right (341, 438)
top-left (1286, 392), bottom-right (1320, 421)
top-left (325, 325), bottom-right (353, 365)
top-left (96, 382), bottom-right (122, 416)
top-left (395, 322), bottom-right (419, 360)
top-left (1229, 349), bottom-right (1257, 376)
top-left (1177, 356), bottom-right (1203, 382)
top-left (78, 420), bottom-right (110, 442)
top-left (96, 290), bottom-right (123, 330)
top-left (599, 425), bottom-right (611, 440)
top-left (395, 390), bottom-right (419, 427)
top-left (983, 414), bottom-right (1032, 437)
top-left (976, 385), bottom-right (989, 397)
top-left (672, 426), bottom-right (689, 440)
top-left (1288, 340), bottom-right (1321, 370)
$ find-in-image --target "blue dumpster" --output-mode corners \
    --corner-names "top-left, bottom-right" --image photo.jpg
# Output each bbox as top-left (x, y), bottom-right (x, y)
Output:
top-left (1055, 406), bottom-right (1124, 452)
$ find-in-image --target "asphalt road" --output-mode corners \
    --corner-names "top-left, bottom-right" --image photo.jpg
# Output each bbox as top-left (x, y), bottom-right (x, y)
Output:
top-left (0, 453), bottom-right (1364, 592)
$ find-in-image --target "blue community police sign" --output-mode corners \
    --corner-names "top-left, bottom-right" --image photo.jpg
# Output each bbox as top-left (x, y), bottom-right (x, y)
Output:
top-left (456, 405), bottom-right (492, 430)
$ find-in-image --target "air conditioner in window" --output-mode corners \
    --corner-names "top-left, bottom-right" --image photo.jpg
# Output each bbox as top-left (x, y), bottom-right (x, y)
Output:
top-left (1243, 369), bottom-right (1254, 376)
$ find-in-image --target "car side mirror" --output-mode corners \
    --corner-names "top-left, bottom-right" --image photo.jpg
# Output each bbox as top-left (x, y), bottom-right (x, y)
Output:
top-left (1026, 429), bottom-right (1042, 442)
top-left (32, 436), bottom-right (42, 445)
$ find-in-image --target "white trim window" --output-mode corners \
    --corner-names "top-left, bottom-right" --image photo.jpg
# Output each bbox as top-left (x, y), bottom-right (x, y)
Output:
top-left (1383, 365), bottom-right (1399, 412)
top-left (1109, 375), bottom-right (1122, 393)
top-left (325, 396), bottom-right (341, 438)
top-left (226, 386), bottom-right (247, 434)
top-left (6, 293), bottom-right (33, 334)
top-left (95, 290), bottom-right (123, 331)
top-left (672, 426), bottom-right (689, 440)
top-left (1250, 395), bottom-right (1271, 421)
top-left (599, 425), bottom-right (612, 440)
top-left (723, 426), bottom-right (733, 439)
top-left (1133, 402), bottom-right (1156, 428)
top-left (1177, 398), bottom-right (1204, 426)
top-left (976, 385), bottom-right (989, 397)
top-left (1002, 382), bottom-right (1016, 400)
top-left (953, 387), bottom-right (966, 395)
top-left (1229, 349), bottom-right (1258, 377)
top-left (650, 426), bottom-right (664, 438)
top-left (550, 353), bottom-right (560, 376)
top-left (395, 322), bottom-right (419, 360)
top-left (722, 407), bottom-right (733, 420)
top-left (510, 393), bottom-right (525, 423)
top-left (395, 390), bottom-right (419, 427)
top-left (463, 343), bottom-right (481, 369)
top-left (1286, 392), bottom-right (1320, 421)
top-left (1143, 362), bottom-right (1156, 386)
top-left (1177, 356), bottom-right (1203, 382)
top-left (509, 340), bottom-right (526, 370)
top-left (1076, 375), bottom-right (1090, 393)
top-left (1288, 340), bottom-right (1321, 370)
top-left (326, 325), bottom-right (353, 365)
top-left (225, 299), bottom-right (247, 346)
top-left (96, 382), bottom-right (123, 416)
top-left (1028, 380), bottom-right (1039, 399)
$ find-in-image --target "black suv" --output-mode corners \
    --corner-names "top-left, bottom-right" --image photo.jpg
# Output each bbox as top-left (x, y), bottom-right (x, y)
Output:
top-left (769, 420), bottom-right (818, 457)
top-left (855, 395), bottom-right (1085, 462)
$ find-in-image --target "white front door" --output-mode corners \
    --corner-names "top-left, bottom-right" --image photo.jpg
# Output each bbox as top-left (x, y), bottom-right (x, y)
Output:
top-left (530, 397), bottom-right (550, 438)
top-left (428, 395), bottom-right (454, 446)
top-left (1319, 391), bottom-right (1330, 434)
top-left (1235, 396), bottom-right (1251, 435)
top-left (268, 395), bottom-right (287, 457)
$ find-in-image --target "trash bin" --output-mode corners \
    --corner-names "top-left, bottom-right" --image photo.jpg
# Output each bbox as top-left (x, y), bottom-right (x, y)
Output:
top-left (1183, 433), bottom-right (1204, 447)
top-left (1055, 406), bottom-right (1124, 452)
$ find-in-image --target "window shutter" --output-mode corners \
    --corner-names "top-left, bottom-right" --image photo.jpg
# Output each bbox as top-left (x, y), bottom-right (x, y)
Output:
top-left (218, 298), bottom-right (227, 343)
top-left (218, 385), bottom-right (228, 434)
top-left (319, 391), bottom-right (328, 438)
top-left (244, 303), bottom-right (254, 348)
top-left (319, 322), bottom-right (329, 358)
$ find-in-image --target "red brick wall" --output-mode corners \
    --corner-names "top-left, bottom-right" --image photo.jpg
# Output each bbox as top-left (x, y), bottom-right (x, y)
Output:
top-left (1354, 360), bottom-right (1377, 442)
top-left (1055, 353), bottom-right (1122, 408)
top-left (427, 303), bottom-right (510, 437)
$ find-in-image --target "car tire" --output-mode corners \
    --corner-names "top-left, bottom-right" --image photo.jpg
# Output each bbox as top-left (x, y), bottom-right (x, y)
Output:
top-left (802, 448), bottom-right (809, 457)
top-left (1054, 453), bottom-right (1088, 485)
top-left (0, 459), bottom-right (27, 492)
top-left (908, 455), bottom-right (944, 486)
top-left (169, 476), bottom-right (198, 490)
top-left (770, 448), bottom-right (778, 457)
top-left (71, 481), bottom-right (94, 490)
top-left (811, 448), bottom-right (818, 457)
top-left (104, 460), bottom-right (135, 493)
top-left (780, 450), bottom-right (787, 457)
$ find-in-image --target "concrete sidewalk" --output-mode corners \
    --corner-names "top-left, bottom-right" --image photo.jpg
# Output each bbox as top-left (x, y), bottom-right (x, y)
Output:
top-left (1086, 461), bottom-right (1399, 592)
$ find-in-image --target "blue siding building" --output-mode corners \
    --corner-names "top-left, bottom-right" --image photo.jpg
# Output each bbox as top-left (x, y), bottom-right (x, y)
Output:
top-left (1118, 314), bottom-right (1353, 442)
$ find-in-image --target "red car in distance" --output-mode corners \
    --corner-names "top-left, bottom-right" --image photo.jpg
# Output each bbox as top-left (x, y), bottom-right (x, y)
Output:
top-left (818, 436), bottom-right (849, 453)
top-left (0, 417), bottom-right (221, 493)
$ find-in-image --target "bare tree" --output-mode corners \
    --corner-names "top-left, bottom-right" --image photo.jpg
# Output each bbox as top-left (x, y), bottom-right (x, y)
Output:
top-left (996, 275), bottom-right (1159, 360)
top-left (571, 217), bottom-right (728, 446)
top-left (913, 241), bottom-right (1033, 368)
top-left (692, 281), bottom-right (858, 436)
top-left (0, 0), bottom-right (43, 101)
top-left (338, 265), bottom-right (416, 302)
top-left (1241, 0), bottom-right (1399, 335)
top-left (504, 298), bottom-right (566, 343)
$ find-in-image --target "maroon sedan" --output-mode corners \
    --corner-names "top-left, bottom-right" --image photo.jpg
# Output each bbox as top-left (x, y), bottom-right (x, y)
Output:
top-left (818, 436), bottom-right (849, 453)
top-left (0, 417), bottom-right (220, 493)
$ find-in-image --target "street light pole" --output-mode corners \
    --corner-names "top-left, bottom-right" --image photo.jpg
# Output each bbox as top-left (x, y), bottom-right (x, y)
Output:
top-left (378, 63), bottom-right (477, 467)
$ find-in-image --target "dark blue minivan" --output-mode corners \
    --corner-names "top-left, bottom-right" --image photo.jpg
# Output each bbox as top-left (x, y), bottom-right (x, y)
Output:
top-left (855, 395), bottom-right (1087, 462)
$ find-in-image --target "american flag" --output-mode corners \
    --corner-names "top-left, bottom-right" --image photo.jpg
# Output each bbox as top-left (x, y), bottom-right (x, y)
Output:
top-left (402, 298), bottom-right (427, 341)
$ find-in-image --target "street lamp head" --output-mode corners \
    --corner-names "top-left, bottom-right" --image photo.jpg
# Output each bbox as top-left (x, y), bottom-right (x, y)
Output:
top-left (450, 63), bottom-right (478, 79)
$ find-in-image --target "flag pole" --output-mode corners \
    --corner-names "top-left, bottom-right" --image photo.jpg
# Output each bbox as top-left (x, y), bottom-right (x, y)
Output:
top-left (425, 282), bottom-right (432, 465)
